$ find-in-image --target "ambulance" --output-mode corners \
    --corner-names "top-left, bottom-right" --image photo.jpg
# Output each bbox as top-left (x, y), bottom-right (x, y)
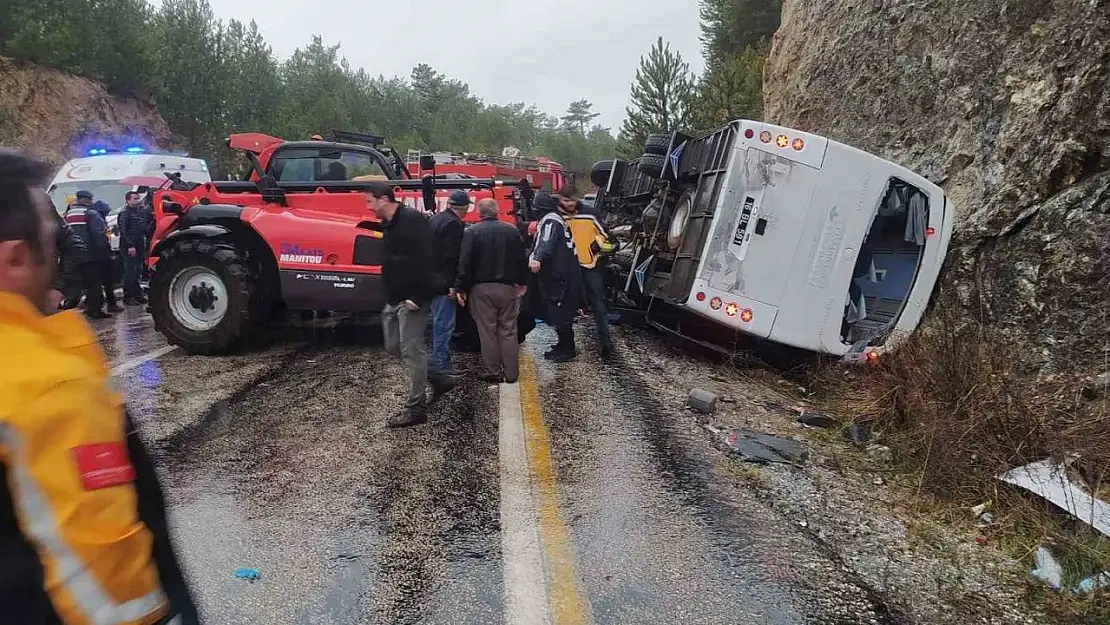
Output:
top-left (47, 147), bottom-right (212, 284)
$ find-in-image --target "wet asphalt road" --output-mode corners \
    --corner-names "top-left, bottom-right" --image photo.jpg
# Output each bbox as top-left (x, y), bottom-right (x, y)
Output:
top-left (94, 307), bottom-right (894, 625)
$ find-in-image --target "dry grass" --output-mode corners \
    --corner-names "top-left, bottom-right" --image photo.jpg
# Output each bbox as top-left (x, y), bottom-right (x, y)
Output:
top-left (800, 312), bottom-right (1110, 620)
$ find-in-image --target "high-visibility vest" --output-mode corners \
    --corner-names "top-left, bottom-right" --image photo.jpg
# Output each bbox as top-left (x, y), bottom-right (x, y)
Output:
top-left (0, 292), bottom-right (169, 625)
top-left (566, 214), bottom-right (615, 269)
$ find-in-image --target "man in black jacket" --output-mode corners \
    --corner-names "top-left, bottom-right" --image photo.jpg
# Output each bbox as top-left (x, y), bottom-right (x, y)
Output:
top-left (63, 191), bottom-right (114, 319)
top-left (367, 182), bottom-right (457, 428)
top-left (51, 206), bottom-right (84, 310)
top-left (455, 198), bottom-right (529, 384)
top-left (427, 190), bottom-right (468, 376)
top-left (529, 192), bottom-right (582, 362)
top-left (118, 190), bottom-right (153, 305)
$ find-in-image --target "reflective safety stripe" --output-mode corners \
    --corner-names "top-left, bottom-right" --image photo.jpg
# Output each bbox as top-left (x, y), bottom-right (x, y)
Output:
top-left (0, 424), bottom-right (167, 625)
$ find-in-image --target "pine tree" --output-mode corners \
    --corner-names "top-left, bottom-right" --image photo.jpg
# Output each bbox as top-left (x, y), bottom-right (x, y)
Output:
top-left (693, 45), bottom-right (765, 128)
top-left (618, 37), bottom-right (695, 158)
top-left (561, 99), bottom-right (600, 135)
top-left (699, 0), bottom-right (782, 60)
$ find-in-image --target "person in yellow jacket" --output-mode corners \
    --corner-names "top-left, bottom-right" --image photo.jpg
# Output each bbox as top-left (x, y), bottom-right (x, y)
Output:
top-left (558, 189), bottom-right (619, 359)
top-left (0, 150), bottom-right (199, 625)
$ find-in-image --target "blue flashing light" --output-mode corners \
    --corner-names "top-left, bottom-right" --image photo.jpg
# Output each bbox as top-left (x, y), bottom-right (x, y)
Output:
top-left (124, 146), bottom-right (145, 153)
top-left (87, 148), bottom-right (108, 156)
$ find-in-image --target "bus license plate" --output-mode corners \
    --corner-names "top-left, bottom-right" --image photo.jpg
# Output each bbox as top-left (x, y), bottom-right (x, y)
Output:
top-left (732, 197), bottom-right (756, 246)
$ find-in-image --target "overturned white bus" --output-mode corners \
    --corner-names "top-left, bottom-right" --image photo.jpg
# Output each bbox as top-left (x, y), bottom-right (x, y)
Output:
top-left (591, 120), bottom-right (955, 362)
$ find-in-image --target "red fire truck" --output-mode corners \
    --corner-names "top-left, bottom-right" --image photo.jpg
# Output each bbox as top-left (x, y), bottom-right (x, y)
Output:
top-left (406, 149), bottom-right (567, 197)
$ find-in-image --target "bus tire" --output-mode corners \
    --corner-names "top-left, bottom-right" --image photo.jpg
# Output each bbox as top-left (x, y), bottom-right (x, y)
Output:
top-left (590, 159), bottom-right (615, 188)
top-left (638, 153), bottom-right (667, 179)
top-left (644, 133), bottom-right (671, 156)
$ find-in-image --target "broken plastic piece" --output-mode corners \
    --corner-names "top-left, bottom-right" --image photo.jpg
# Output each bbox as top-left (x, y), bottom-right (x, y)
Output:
top-left (234, 567), bottom-right (261, 581)
top-left (1074, 571), bottom-right (1110, 595)
top-left (717, 428), bottom-right (808, 465)
top-left (998, 459), bottom-right (1110, 539)
top-left (1031, 547), bottom-right (1064, 590)
top-left (797, 412), bottom-right (837, 428)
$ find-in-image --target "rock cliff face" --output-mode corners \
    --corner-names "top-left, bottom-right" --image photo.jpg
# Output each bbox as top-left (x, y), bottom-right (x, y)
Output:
top-left (763, 0), bottom-right (1110, 375)
top-left (0, 57), bottom-right (175, 168)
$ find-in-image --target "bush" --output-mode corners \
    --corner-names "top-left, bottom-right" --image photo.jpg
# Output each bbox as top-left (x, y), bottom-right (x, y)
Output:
top-left (810, 312), bottom-right (1109, 502)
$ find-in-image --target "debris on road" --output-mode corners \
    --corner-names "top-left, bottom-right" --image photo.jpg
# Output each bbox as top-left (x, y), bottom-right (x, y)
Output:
top-left (845, 421), bottom-right (873, 446)
top-left (687, 388), bottom-right (719, 414)
top-left (970, 501), bottom-right (992, 518)
top-left (707, 425), bottom-right (808, 465)
top-left (796, 411), bottom-right (838, 429)
top-left (866, 444), bottom-right (893, 465)
top-left (1031, 547), bottom-right (1064, 590)
top-left (1028, 546), bottom-right (1110, 595)
top-left (998, 458), bottom-right (1110, 539)
top-left (234, 567), bottom-right (261, 582)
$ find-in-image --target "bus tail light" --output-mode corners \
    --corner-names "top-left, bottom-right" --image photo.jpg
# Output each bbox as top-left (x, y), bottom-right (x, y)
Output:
top-left (744, 129), bottom-right (754, 139)
top-left (792, 138), bottom-right (805, 151)
top-left (710, 297), bottom-right (723, 310)
top-left (695, 291), bottom-right (706, 302)
top-left (725, 302), bottom-right (739, 317)
top-left (740, 309), bottom-right (754, 323)
top-left (759, 131), bottom-right (772, 144)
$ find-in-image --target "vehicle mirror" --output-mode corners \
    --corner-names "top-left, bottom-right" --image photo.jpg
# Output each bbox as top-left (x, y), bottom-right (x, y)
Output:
top-left (419, 155), bottom-right (436, 170)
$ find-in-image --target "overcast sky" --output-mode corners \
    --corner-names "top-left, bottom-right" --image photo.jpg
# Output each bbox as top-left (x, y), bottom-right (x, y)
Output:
top-left (179, 0), bottom-right (705, 132)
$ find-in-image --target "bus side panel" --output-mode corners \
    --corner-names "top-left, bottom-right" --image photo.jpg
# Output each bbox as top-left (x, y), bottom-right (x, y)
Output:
top-left (774, 144), bottom-right (887, 354)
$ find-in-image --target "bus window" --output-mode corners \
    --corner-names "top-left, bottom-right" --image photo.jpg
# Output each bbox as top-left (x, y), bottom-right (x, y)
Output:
top-left (842, 178), bottom-right (930, 345)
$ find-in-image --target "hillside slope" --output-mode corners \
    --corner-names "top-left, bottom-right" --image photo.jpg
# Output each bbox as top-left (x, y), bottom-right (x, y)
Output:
top-left (763, 0), bottom-right (1110, 376)
top-left (0, 57), bottom-right (176, 167)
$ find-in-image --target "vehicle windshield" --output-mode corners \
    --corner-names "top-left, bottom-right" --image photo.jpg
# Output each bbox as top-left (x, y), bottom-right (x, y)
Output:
top-left (49, 181), bottom-right (131, 215)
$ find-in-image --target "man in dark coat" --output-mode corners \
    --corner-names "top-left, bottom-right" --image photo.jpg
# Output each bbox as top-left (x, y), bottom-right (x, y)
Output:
top-left (63, 191), bottom-right (114, 319)
top-left (427, 190), bottom-right (468, 375)
top-left (529, 191), bottom-right (581, 362)
top-left (51, 204), bottom-right (85, 310)
top-left (455, 198), bottom-right (530, 383)
top-left (118, 191), bottom-right (153, 305)
top-left (91, 199), bottom-right (122, 312)
top-left (367, 182), bottom-right (458, 428)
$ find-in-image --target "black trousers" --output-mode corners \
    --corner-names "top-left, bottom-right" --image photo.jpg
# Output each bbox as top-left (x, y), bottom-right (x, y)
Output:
top-left (544, 298), bottom-right (575, 351)
top-left (98, 259), bottom-right (117, 306)
top-left (77, 262), bottom-right (105, 312)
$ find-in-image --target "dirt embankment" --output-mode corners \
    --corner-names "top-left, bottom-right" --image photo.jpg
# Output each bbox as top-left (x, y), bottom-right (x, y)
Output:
top-left (0, 57), bottom-right (176, 167)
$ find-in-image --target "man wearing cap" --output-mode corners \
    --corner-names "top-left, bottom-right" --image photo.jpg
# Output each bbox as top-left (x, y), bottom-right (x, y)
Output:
top-left (427, 190), bottom-right (470, 375)
top-left (63, 190), bottom-right (113, 319)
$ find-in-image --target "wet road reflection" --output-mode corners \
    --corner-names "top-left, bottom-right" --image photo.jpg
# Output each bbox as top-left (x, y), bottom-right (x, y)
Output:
top-left (153, 341), bottom-right (503, 625)
top-left (90, 310), bottom-right (897, 624)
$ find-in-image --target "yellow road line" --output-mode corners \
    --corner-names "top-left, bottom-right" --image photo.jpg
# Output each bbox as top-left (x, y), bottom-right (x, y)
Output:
top-left (517, 353), bottom-right (590, 625)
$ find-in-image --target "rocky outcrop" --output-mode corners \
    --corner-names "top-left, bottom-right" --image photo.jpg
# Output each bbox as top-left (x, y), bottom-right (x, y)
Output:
top-left (0, 57), bottom-right (176, 167)
top-left (763, 0), bottom-right (1110, 375)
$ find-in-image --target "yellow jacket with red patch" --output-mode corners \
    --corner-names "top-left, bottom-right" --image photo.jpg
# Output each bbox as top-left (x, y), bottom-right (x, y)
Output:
top-left (566, 214), bottom-right (617, 269)
top-left (0, 292), bottom-right (169, 625)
